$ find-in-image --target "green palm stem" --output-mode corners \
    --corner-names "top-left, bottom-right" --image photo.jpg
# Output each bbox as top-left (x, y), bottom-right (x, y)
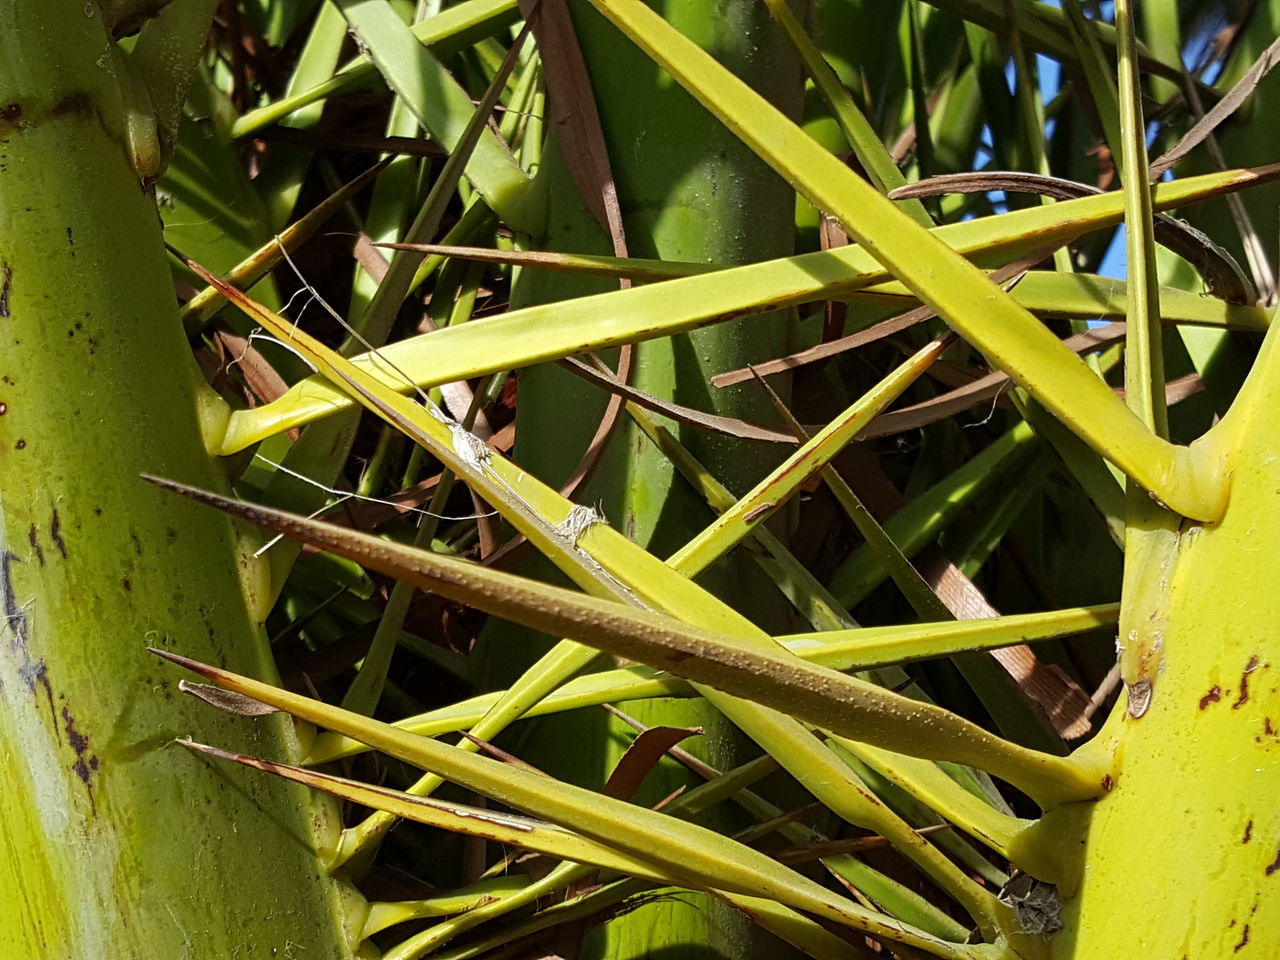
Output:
top-left (0, 3), bottom-right (359, 957)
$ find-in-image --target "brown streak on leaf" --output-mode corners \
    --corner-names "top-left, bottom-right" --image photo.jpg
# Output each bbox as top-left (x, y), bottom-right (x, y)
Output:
top-left (457, 732), bottom-right (547, 775)
top-left (770, 824), bottom-right (950, 865)
top-left (148, 645), bottom-right (226, 681)
top-left (1199, 685), bottom-right (1223, 709)
top-left (517, 0), bottom-right (634, 509)
top-left (863, 337), bottom-right (1202, 440)
top-left (557, 346), bottom-right (633, 504)
top-left (213, 329), bottom-right (293, 410)
top-left (1233, 655), bottom-right (1262, 709)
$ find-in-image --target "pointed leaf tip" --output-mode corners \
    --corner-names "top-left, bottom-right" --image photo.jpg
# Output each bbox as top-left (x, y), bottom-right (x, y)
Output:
top-left (140, 473), bottom-right (230, 508)
top-left (179, 258), bottom-right (270, 323)
top-left (142, 474), bottom-right (288, 533)
top-left (177, 738), bottom-right (255, 766)
top-left (179, 740), bottom-right (308, 784)
top-left (147, 646), bottom-right (221, 680)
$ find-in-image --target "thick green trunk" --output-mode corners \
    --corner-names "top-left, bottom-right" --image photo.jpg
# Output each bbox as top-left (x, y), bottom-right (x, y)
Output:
top-left (0, 3), bottom-right (357, 956)
top-left (504, 2), bottom-right (804, 956)
top-left (1043, 337), bottom-right (1280, 958)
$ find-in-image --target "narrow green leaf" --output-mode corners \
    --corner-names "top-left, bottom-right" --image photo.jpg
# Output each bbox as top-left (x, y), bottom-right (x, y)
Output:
top-left (146, 478), bottom-right (1109, 810)
top-left (834, 739), bottom-right (1035, 864)
top-left (231, 0), bottom-right (521, 137)
top-left (180, 740), bottom-right (679, 884)
top-left (379, 244), bottom-right (1273, 331)
top-left (362, 876), bottom-right (531, 937)
top-left (216, 165), bottom-right (1278, 456)
top-left (829, 422), bottom-right (1037, 607)
top-left (330, 0), bottom-right (532, 228)
top-left (669, 336), bottom-right (950, 574)
top-left (761, 0), bottom-right (932, 225)
top-left (179, 156), bottom-right (393, 336)
top-left (923, 0), bottom-right (1185, 86)
top-left (307, 603), bottom-right (1120, 763)
top-left (1114, 0), bottom-right (1166, 436)
top-left (581, 0), bottom-right (1238, 520)
top-left (157, 656), bottom-right (988, 960)
top-left (364, 875), bottom-right (531, 937)
top-left (1060, 0), bottom-right (1124, 175)
top-left (252, 0), bottom-right (351, 229)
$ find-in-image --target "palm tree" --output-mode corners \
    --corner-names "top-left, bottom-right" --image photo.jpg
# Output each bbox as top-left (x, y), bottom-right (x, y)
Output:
top-left (3, 0), bottom-right (1277, 958)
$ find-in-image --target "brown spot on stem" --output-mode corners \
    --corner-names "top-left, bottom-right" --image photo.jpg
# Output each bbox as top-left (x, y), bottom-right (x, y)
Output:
top-left (62, 707), bottom-right (88, 758)
top-left (1235, 924), bottom-right (1250, 952)
top-left (50, 510), bottom-right (67, 558)
top-left (1266, 848), bottom-right (1280, 876)
top-left (61, 706), bottom-right (98, 810)
top-left (26, 525), bottom-right (44, 567)
top-left (1101, 774), bottom-right (1115, 792)
top-left (120, 578), bottom-right (131, 592)
top-left (1, 550), bottom-right (27, 649)
top-left (1244, 821), bottom-right (1254, 844)
top-left (1234, 656), bottom-right (1262, 710)
top-left (18, 658), bottom-right (56, 732)
top-left (149, 646), bottom-right (223, 681)
top-left (13, 439), bottom-right (25, 450)
top-left (51, 92), bottom-right (93, 120)
top-left (0, 402), bottom-right (7, 415)
top-left (0, 103), bottom-right (22, 131)
top-left (1199, 685), bottom-right (1222, 709)
top-left (0, 263), bottom-right (11, 318)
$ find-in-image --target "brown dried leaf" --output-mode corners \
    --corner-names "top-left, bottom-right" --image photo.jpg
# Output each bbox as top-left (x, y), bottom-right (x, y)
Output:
top-left (517, 0), bottom-right (634, 504)
top-left (212, 329), bottom-right (292, 409)
top-left (889, 171), bottom-right (1253, 302)
top-left (602, 723), bottom-right (703, 801)
top-left (561, 356), bottom-right (797, 444)
top-left (178, 679), bottom-right (279, 717)
top-left (1150, 36), bottom-right (1280, 177)
top-left (518, 0), bottom-right (626, 248)
top-left (711, 246), bottom-right (1050, 388)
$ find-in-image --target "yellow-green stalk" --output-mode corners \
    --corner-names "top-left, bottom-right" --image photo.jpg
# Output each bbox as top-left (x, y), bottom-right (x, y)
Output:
top-left (1047, 323), bottom-right (1280, 957)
